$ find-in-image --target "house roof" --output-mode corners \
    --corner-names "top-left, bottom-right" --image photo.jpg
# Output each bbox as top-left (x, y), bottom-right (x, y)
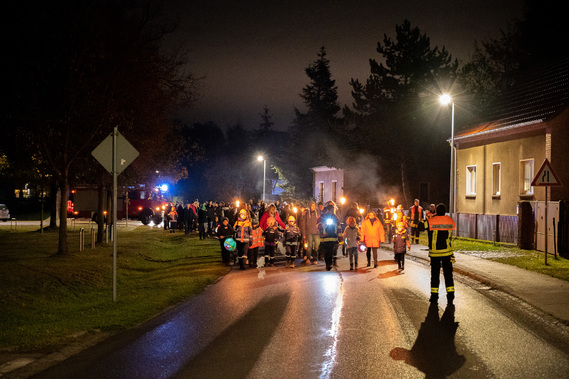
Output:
top-left (454, 56), bottom-right (569, 143)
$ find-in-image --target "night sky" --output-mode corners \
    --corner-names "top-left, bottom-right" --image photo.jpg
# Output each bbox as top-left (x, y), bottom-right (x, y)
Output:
top-left (164, 0), bottom-right (526, 130)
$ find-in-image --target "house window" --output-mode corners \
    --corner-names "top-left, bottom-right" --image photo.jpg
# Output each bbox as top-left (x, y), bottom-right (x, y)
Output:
top-left (466, 165), bottom-right (476, 196)
top-left (492, 163), bottom-right (501, 196)
top-left (319, 182), bottom-right (324, 203)
top-left (520, 159), bottom-right (534, 195)
top-left (332, 181), bottom-right (337, 203)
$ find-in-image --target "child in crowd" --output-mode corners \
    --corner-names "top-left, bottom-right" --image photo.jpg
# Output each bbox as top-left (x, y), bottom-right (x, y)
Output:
top-left (262, 217), bottom-right (281, 266)
top-left (283, 215), bottom-right (301, 268)
top-left (392, 222), bottom-right (410, 272)
top-left (342, 216), bottom-right (361, 270)
top-left (234, 209), bottom-right (252, 270)
top-left (249, 219), bottom-right (264, 268)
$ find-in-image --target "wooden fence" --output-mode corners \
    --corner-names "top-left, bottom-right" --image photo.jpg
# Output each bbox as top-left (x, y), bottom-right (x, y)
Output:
top-left (454, 213), bottom-right (518, 244)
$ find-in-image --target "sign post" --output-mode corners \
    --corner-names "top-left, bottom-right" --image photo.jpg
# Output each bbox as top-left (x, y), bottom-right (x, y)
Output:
top-left (92, 127), bottom-right (139, 301)
top-left (531, 158), bottom-right (562, 265)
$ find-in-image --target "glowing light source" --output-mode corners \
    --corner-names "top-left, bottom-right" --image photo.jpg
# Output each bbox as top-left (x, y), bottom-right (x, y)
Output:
top-left (160, 184), bottom-right (168, 192)
top-left (358, 242), bottom-right (367, 252)
top-left (340, 197), bottom-right (346, 205)
top-left (224, 237), bottom-right (237, 251)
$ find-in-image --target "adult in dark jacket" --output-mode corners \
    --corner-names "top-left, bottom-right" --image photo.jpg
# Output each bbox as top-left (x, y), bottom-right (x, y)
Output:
top-left (197, 203), bottom-right (208, 240)
top-left (216, 217), bottom-right (235, 265)
top-left (183, 203), bottom-right (194, 235)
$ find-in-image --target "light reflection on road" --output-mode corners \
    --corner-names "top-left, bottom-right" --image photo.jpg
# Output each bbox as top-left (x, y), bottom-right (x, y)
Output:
top-left (320, 273), bottom-right (345, 379)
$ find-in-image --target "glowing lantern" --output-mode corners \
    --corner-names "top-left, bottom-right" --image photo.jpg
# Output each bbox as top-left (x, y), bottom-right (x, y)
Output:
top-left (224, 237), bottom-right (237, 251)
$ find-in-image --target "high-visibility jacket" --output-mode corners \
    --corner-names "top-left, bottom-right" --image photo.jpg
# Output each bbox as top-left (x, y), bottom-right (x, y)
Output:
top-left (422, 215), bottom-right (455, 257)
top-left (250, 227), bottom-right (265, 248)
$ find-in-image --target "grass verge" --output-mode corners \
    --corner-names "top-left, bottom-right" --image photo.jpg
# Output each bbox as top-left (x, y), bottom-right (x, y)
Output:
top-left (0, 225), bottom-right (228, 352)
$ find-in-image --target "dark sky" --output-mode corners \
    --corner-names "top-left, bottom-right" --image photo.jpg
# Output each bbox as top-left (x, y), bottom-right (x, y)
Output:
top-left (164, 0), bottom-right (526, 130)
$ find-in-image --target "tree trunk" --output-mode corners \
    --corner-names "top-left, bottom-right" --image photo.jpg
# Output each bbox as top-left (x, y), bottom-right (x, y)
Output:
top-left (57, 171), bottom-right (69, 255)
top-left (49, 179), bottom-right (58, 228)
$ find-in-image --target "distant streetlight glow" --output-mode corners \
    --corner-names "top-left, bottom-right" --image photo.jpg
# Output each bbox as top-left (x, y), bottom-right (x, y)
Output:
top-left (439, 94), bottom-right (456, 215)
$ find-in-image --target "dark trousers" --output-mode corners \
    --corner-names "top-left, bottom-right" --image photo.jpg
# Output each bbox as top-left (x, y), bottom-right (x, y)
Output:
top-left (430, 256), bottom-right (454, 298)
top-left (220, 240), bottom-right (230, 265)
top-left (264, 244), bottom-right (276, 265)
top-left (410, 225), bottom-right (420, 243)
top-left (321, 241), bottom-right (336, 270)
top-left (395, 252), bottom-right (406, 269)
top-left (248, 247), bottom-right (259, 267)
top-left (236, 242), bottom-right (249, 270)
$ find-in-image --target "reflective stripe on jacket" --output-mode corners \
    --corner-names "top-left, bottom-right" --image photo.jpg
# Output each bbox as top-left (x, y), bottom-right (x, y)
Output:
top-left (423, 215), bottom-right (455, 257)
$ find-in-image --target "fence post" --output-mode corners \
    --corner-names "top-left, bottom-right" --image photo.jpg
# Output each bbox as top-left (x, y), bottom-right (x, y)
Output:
top-left (80, 228), bottom-right (84, 251)
top-left (91, 227), bottom-right (96, 249)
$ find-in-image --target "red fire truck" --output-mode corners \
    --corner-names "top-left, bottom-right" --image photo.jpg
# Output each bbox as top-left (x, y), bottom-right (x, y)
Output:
top-left (68, 185), bottom-right (170, 225)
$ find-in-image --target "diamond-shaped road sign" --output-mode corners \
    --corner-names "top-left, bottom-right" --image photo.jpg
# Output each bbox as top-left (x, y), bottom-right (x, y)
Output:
top-left (531, 158), bottom-right (562, 187)
top-left (92, 130), bottom-right (139, 175)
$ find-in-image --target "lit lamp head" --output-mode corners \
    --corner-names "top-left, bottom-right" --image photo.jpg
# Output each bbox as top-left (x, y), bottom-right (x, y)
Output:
top-left (359, 208), bottom-right (364, 215)
top-left (439, 94), bottom-right (452, 105)
top-left (340, 197), bottom-right (346, 205)
top-left (257, 155), bottom-right (263, 162)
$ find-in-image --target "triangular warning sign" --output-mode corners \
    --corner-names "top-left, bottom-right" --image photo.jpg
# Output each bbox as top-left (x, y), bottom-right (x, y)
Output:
top-left (531, 158), bottom-right (562, 186)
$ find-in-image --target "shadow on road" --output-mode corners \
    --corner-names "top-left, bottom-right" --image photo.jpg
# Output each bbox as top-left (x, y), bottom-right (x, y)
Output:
top-left (174, 293), bottom-right (290, 379)
top-left (390, 303), bottom-right (465, 377)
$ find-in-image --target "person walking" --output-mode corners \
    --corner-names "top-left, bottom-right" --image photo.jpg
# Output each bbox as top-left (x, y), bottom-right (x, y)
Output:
top-left (262, 216), bottom-right (280, 266)
top-left (234, 209), bottom-right (253, 270)
top-left (216, 217), bottom-right (235, 265)
top-left (420, 203), bottom-right (456, 304)
top-left (392, 222), bottom-right (410, 272)
top-left (259, 203), bottom-right (286, 230)
top-left (342, 216), bottom-right (361, 270)
top-left (409, 199), bottom-right (424, 244)
top-left (283, 215), bottom-right (301, 268)
top-left (248, 219), bottom-right (264, 268)
top-left (299, 202), bottom-right (321, 264)
top-left (318, 204), bottom-right (341, 271)
top-left (197, 203), bottom-right (208, 240)
top-left (183, 203), bottom-right (194, 235)
top-left (360, 211), bottom-right (385, 267)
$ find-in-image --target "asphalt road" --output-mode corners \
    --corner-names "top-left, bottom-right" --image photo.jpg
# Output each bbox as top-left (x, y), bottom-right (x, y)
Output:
top-left (27, 250), bottom-right (569, 379)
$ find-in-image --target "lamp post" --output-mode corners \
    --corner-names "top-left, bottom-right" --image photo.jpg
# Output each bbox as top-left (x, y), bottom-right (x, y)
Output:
top-left (439, 94), bottom-right (455, 216)
top-left (257, 155), bottom-right (266, 202)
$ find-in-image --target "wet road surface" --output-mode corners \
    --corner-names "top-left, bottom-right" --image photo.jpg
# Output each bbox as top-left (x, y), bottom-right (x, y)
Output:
top-left (32, 249), bottom-right (569, 378)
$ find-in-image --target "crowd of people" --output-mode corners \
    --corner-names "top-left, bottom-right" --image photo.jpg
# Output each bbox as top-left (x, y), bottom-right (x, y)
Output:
top-left (161, 197), bottom-right (456, 304)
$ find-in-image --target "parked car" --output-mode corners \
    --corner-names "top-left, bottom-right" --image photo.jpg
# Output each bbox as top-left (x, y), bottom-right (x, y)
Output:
top-left (0, 204), bottom-right (10, 221)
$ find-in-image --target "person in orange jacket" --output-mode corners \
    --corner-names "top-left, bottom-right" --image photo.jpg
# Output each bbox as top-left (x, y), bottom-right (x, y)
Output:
top-left (360, 211), bottom-right (385, 268)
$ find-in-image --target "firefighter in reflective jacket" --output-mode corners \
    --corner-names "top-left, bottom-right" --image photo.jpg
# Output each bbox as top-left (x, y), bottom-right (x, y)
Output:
top-left (408, 199), bottom-right (424, 244)
top-left (284, 216), bottom-right (301, 268)
top-left (420, 203), bottom-right (456, 304)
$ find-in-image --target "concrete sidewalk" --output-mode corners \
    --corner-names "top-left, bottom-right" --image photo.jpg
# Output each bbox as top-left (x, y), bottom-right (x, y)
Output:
top-left (398, 243), bottom-right (569, 324)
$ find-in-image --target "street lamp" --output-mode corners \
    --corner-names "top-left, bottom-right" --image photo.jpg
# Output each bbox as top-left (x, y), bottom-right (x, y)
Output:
top-left (439, 94), bottom-right (455, 215)
top-left (257, 155), bottom-right (266, 202)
